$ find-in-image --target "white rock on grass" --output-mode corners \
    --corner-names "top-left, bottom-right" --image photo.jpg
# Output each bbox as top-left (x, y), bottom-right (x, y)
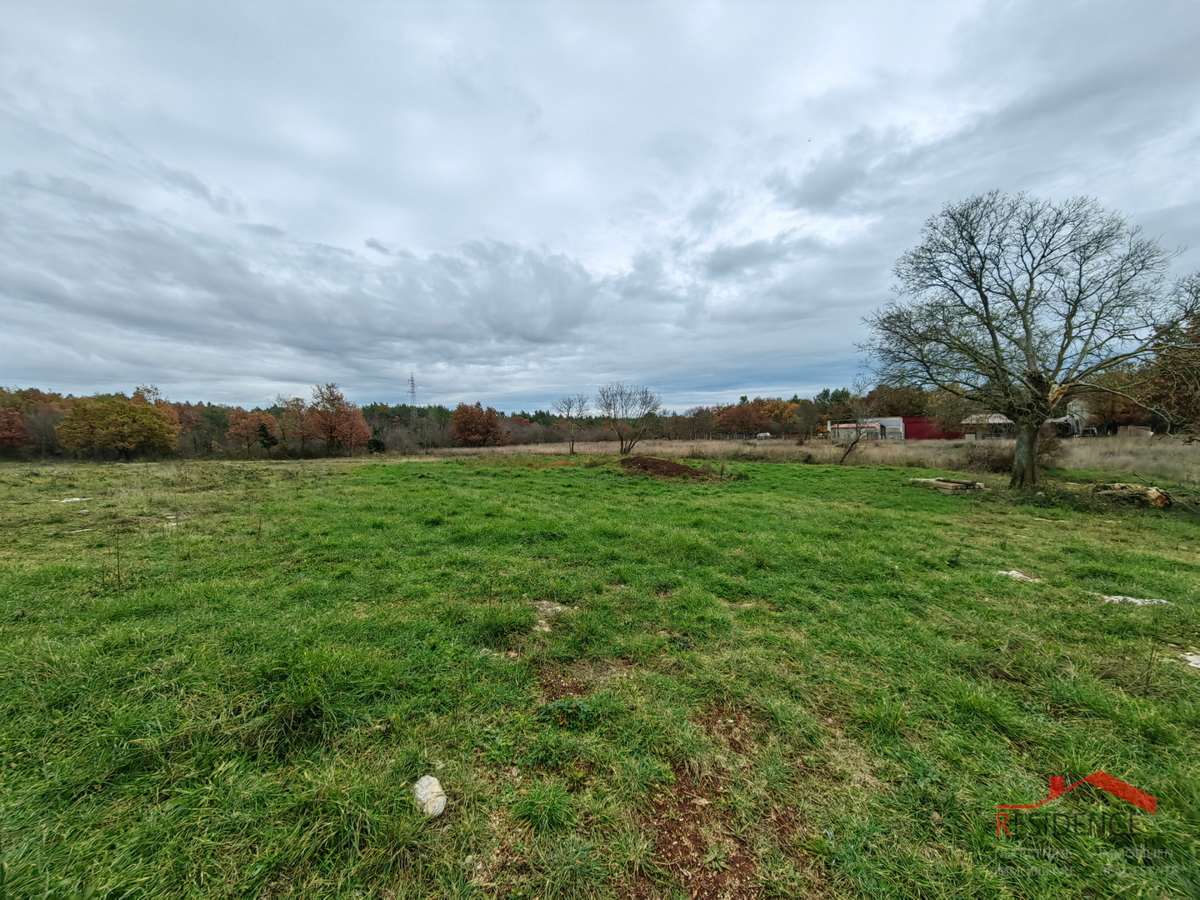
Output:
top-left (414, 775), bottom-right (447, 816)
top-left (1093, 593), bottom-right (1171, 606)
top-left (996, 570), bottom-right (1040, 582)
top-left (532, 601), bottom-right (568, 633)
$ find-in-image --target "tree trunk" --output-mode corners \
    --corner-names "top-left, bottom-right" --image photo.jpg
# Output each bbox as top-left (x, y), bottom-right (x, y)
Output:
top-left (838, 434), bottom-right (861, 464)
top-left (1009, 423), bottom-right (1040, 489)
top-left (622, 428), bottom-right (644, 455)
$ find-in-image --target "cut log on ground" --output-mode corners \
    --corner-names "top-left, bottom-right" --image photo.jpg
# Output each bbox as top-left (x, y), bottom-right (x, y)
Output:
top-left (1092, 484), bottom-right (1172, 508)
top-left (910, 477), bottom-right (986, 494)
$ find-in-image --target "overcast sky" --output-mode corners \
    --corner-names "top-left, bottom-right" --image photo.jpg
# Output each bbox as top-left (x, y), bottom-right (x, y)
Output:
top-left (2, 1), bottom-right (1198, 411)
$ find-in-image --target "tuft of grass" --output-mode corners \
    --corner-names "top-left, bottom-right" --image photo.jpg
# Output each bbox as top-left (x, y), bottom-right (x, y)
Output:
top-left (512, 779), bottom-right (578, 832)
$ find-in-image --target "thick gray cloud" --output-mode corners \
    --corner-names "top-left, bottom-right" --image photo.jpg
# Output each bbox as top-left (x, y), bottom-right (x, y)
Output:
top-left (1, 0), bottom-right (1198, 410)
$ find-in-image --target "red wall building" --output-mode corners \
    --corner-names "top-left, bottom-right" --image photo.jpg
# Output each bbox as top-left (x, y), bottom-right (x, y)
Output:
top-left (902, 416), bottom-right (963, 440)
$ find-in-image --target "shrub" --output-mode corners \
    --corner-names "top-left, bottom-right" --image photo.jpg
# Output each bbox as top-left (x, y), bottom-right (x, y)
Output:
top-left (963, 441), bottom-right (1013, 474)
top-left (963, 436), bottom-right (1060, 474)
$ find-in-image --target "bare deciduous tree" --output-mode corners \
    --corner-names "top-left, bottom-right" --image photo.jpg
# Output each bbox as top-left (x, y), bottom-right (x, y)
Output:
top-left (864, 192), bottom-right (1199, 488)
top-left (594, 382), bottom-right (661, 455)
top-left (553, 393), bottom-right (590, 454)
top-left (830, 382), bottom-right (882, 464)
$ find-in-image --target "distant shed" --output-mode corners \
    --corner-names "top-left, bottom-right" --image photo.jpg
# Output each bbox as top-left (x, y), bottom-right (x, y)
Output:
top-left (963, 413), bottom-right (1017, 440)
top-left (829, 417), bottom-right (911, 440)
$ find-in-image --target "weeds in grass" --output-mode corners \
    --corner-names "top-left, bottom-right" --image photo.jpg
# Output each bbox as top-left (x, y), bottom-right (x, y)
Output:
top-left (537, 699), bottom-right (600, 731)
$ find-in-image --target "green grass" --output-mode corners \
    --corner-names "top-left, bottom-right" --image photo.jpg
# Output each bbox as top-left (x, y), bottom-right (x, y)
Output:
top-left (0, 456), bottom-right (1197, 898)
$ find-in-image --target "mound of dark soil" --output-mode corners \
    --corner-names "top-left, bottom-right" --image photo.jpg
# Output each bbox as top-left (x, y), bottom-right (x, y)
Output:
top-left (618, 456), bottom-right (707, 478)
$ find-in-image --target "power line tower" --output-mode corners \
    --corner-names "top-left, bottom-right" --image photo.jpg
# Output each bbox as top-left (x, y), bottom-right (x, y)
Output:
top-left (408, 373), bottom-right (417, 428)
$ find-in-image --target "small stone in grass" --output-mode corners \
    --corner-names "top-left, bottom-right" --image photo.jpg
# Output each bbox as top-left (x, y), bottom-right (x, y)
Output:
top-left (414, 775), bottom-right (447, 816)
top-left (1093, 593), bottom-right (1171, 606)
top-left (996, 570), bottom-right (1040, 582)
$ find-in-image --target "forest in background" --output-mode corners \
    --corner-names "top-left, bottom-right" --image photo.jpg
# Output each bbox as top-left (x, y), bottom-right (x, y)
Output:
top-left (0, 376), bottom-right (1166, 463)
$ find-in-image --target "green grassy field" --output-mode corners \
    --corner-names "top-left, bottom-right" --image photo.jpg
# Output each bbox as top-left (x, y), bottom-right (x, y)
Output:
top-left (1, 457), bottom-right (1197, 898)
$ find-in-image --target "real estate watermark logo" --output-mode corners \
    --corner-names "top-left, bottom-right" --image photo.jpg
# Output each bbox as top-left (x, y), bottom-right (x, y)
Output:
top-left (996, 771), bottom-right (1156, 838)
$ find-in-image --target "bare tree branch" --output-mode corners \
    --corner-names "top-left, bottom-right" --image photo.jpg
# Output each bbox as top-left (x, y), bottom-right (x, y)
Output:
top-left (553, 392), bottom-right (590, 454)
top-left (594, 383), bottom-right (661, 455)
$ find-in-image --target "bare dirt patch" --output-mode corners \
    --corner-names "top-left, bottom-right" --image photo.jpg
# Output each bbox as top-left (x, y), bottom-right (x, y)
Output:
top-left (537, 667), bottom-right (589, 701)
top-left (697, 706), bottom-right (757, 756)
top-left (536, 657), bottom-right (637, 701)
top-left (571, 656), bottom-right (636, 684)
top-left (626, 770), bottom-right (758, 900)
top-left (618, 456), bottom-right (709, 478)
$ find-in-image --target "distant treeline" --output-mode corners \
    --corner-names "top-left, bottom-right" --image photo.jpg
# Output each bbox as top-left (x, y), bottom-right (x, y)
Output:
top-left (0, 379), bottom-right (1157, 462)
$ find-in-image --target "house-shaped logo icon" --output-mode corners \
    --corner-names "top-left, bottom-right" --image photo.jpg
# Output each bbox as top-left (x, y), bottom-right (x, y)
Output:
top-left (996, 771), bottom-right (1156, 836)
top-left (998, 772), bottom-right (1156, 813)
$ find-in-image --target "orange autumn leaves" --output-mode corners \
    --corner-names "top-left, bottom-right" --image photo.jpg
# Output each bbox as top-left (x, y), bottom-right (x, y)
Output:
top-left (3, 382), bottom-right (372, 459)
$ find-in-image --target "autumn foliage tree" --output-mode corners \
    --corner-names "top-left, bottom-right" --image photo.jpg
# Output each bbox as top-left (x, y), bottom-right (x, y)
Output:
top-left (0, 407), bottom-right (33, 450)
top-left (1081, 369), bottom-right (1151, 432)
top-left (57, 394), bottom-right (180, 460)
top-left (761, 399), bottom-right (796, 428)
top-left (226, 410), bottom-right (283, 451)
top-left (276, 395), bottom-right (320, 453)
top-left (309, 384), bottom-right (370, 455)
top-left (715, 399), bottom-right (772, 435)
top-left (1, 387), bottom-right (68, 455)
top-left (452, 403), bottom-right (508, 447)
top-left (0, 388), bottom-right (36, 451)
